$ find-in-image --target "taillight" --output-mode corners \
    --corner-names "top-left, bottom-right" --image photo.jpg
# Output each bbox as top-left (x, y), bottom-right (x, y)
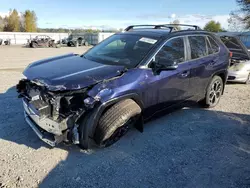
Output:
top-left (229, 51), bottom-right (233, 58)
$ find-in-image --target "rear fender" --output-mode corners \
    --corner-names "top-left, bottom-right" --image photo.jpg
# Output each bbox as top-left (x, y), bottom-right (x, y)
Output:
top-left (206, 70), bottom-right (228, 95)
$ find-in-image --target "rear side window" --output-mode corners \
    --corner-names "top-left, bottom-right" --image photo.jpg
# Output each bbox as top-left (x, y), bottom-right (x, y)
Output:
top-left (207, 36), bottom-right (219, 54)
top-left (189, 36), bottom-right (207, 59)
top-left (155, 37), bottom-right (185, 64)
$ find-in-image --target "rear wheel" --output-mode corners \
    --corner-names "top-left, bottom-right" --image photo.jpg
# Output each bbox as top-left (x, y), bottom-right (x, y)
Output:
top-left (200, 76), bottom-right (223, 108)
top-left (94, 99), bottom-right (141, 147)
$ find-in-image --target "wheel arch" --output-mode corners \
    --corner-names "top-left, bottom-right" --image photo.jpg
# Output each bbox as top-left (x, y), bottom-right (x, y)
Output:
top-left (206, 70), bottom-right (227, 95)
top-left (215, 70), bottom-right (227, 94)
top-left (79, 93), bottom-right (144, 149)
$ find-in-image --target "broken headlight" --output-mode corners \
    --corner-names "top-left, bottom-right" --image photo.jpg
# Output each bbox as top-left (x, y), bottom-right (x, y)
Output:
top-left (84, 97), bottom-right (97, 108)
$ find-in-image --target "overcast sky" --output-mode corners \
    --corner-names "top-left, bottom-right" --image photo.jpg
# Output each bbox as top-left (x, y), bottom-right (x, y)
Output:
top-left (0, 0), bottom-right (238, 29)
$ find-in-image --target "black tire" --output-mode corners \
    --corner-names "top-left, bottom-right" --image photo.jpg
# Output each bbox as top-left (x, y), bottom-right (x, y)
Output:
top-left (94, 99), bottom-right (141, 147)
top-left (31, 42), bottom-right (38, 48)
top-left (245, 73), bottom-right (250, 84)
top-left (200, 75), bottom-right (223, 108)
top-left (67, 42), bottom-right (71, 47)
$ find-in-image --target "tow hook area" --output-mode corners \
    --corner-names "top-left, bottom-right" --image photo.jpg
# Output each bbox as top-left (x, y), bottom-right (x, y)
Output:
top-left (24, 111), bottom-right (68, 147)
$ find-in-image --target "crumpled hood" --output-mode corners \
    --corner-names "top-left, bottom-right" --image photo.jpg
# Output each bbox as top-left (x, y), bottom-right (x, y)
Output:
top-left (23, 53), bottom-right (126, 91)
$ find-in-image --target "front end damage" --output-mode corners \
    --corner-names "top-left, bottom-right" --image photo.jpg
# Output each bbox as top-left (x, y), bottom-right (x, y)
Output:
top-left (16, 79), bottom-right (98, 147)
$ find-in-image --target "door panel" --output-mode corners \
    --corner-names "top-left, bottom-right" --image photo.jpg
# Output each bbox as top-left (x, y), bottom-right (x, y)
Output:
top-left (142, 37), bottom-right (191, 114)
top-left (188, 55), bottom-right (216, 96)
top-left (157, 62), bottom-right (191, 105)
top-left (187, 35), bottom-right (219, 97)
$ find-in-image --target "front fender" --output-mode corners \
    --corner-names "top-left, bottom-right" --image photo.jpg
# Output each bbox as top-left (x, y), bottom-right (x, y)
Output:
top-left (79, 93), bottom-right (144, 149)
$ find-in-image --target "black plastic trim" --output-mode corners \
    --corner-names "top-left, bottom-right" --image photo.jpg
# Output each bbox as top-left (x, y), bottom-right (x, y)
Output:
top-left (79, 93), bottom-right (144, 149)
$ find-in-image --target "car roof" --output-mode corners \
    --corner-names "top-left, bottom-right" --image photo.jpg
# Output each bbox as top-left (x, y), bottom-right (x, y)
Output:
top-left (118, 29), bottom-right (215, 39)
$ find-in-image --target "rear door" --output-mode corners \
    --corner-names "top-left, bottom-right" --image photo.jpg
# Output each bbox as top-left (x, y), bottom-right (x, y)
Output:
top-left (187, 35), bottom-right (220, 97)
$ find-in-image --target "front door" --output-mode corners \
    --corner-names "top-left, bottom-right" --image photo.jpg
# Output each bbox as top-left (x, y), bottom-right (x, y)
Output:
top-left (143, 37), bottom-right (191, 113)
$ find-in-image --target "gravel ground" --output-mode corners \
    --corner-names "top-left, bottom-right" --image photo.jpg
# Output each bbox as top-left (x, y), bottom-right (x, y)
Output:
top-left (0, 46), bottom-right (250, 188)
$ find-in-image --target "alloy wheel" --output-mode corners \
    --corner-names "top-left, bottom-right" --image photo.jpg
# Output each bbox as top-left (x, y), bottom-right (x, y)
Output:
top-left (209, 80), bottom-right (222, 105)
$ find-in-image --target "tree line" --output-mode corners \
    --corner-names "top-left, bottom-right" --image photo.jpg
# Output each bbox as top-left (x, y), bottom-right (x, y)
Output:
top-left (204, 0), bottom-right (249, 32)
top-left (0, 9), bottom-right (37, 32)
top-left (0, 9), bottom-right (118, 33)
top-left (0, 10), bottom-right (117, 33)
top-left (0, 0), bottom-right (249, 33)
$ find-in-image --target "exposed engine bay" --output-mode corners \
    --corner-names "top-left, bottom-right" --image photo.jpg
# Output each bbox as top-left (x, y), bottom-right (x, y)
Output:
top-left (230, 59), bottom-right (248, 67)
top-left (16, 79), bottom-right (95, 145)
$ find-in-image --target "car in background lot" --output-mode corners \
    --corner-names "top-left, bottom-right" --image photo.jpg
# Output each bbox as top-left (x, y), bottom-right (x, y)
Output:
top-left (66, 33), bottom-right (89, 47)
top-left (220, 34), bottom-right (250, 84)
top-left (16, 24), bottom-right (230, 149)
top-left (29, 35), bottom-right (56, 48)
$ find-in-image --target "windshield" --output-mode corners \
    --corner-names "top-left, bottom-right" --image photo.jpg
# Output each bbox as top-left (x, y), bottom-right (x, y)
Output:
top-left (84, 34), bottom-right (158, 67)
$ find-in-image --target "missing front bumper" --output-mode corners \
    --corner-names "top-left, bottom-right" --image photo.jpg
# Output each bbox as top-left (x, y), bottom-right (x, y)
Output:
top-left (24, 111), bottom-right (58, 146)
top-left (23, 99), bottom-right (68, 147)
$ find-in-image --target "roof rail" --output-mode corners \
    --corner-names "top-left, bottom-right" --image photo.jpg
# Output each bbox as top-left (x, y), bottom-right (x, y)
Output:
top-left (163, 24), bottom-right (201, 30)
top-left (124, 25), bottom-right (176, 32)
top-left (124, 24), bottom-right (201, 32)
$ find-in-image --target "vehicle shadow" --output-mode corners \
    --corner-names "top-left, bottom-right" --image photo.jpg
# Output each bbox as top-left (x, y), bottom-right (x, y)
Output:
top-left (0, 86), bottom-right (250, 188)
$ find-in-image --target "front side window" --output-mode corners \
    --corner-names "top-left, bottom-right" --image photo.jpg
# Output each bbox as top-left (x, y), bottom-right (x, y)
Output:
top-left (189, 36), bottom-right (208, 59)
top-left (84, 34), bottom-right (158, 68)
top-left (155, 37), bottom-right (185, 64)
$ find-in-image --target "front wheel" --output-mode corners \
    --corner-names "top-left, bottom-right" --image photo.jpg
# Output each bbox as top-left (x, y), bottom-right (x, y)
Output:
top-left (67, 42), bottom-right (71, 47)
top-left (94, 99), bottom-right (141, 147)
top-left (200, 76), bottom-right (223, 108)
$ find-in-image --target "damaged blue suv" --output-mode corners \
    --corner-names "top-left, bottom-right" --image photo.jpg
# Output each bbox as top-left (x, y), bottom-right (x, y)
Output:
top-left (16, 24), bottom-right (230, 149)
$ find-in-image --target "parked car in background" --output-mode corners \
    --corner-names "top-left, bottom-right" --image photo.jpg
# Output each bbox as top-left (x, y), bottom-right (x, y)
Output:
top-left (29, 35), bottom-right (56, 48)
top-left (4, 39), bottom-right (11, 45)
top-left (67, 33), bottom-right (89, 47)
top-left (61, 37), bottom-right (68, 44)
top-left (16, 24), bottom-right (230, 149)
top-left (219, 34), bottom-right (250, 84)
top-left (0, 38), bottom-right (2, 45)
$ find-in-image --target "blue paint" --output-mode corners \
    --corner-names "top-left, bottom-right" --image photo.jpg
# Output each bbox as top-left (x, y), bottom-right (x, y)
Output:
top-left (24, 30), bottom-right (229, 114)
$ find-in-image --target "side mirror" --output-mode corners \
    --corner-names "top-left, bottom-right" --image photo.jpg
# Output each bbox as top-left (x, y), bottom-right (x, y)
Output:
top-left (153, 57), bottom-right (178, 71)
